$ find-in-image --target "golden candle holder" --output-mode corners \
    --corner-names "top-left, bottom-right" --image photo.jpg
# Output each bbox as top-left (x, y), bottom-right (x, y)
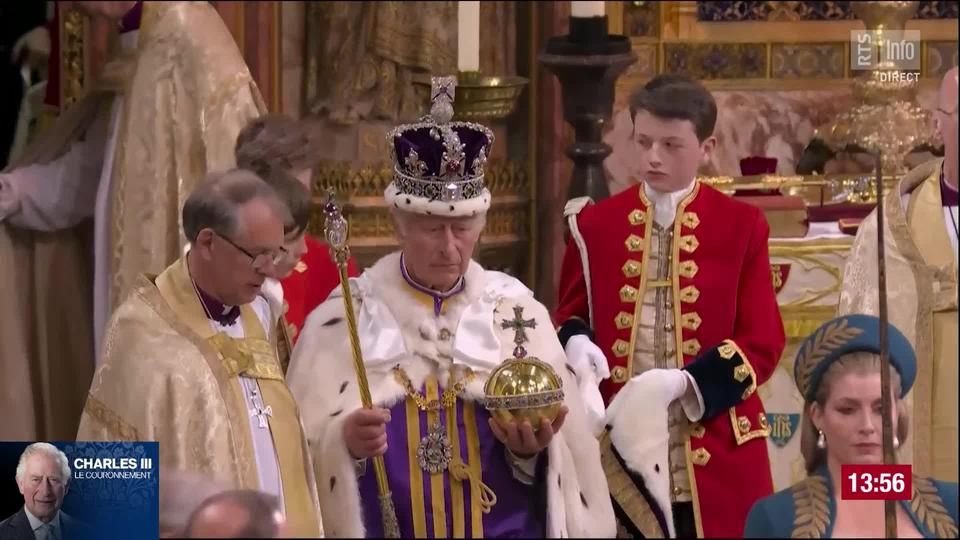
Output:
top-left (414, 71), bottom-right (528, 122)
top-left (815, 1), bottom-right (939, 176)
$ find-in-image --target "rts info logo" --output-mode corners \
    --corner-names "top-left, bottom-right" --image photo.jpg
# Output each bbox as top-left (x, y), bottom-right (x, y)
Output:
top-left (850, 30), bottom-right (922, 83)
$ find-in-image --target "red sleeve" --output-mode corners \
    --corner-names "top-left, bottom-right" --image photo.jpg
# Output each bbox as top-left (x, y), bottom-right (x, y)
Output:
top-left (346, 255), bottom-right (359, 278)
top-left (553, 232), bottom-right (591, 330)
top-left (683, 209), bottom-right (786, 419)
top-left (732, 210), bottom-right (785, 387)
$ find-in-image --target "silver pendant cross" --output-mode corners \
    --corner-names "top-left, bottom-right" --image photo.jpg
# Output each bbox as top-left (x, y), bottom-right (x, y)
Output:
top-left (250, 403), bottom-right (273, 429)
top-left (244, 379), bottom-right (273, 429)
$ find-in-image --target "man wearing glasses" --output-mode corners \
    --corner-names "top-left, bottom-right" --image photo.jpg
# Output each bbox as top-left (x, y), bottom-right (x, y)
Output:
top-left (76, 169), bottom-right (324, 537)
top-left (839, 66), bottom-right (959, 483)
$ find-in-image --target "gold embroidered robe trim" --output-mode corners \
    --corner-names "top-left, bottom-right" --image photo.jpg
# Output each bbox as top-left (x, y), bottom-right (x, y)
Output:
top-left (77, 258), bottom-right (322, 537)
top-left (600, 432), bottom-right (668, 538)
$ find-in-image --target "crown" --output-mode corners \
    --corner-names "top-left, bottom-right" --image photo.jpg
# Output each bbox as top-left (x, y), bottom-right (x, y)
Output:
top-left (385, 76), bottom-right (495, 217)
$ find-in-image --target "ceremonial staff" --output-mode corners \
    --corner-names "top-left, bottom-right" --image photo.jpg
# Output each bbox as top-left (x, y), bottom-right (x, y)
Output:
top-left (872, 152), bottom-right (897, 539)
top-left (324, 194), bottom-right (401, 538)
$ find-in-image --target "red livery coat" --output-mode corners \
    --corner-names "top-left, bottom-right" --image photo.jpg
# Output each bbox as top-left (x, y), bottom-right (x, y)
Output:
top-left (281, 233), bottom-right (358, 344)
top-left (555, 181), bottom-right (784, 538)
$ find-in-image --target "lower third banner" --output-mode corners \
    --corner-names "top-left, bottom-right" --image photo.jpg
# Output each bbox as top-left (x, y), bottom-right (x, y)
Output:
top-left (0, 441), bottom-right (159, 540)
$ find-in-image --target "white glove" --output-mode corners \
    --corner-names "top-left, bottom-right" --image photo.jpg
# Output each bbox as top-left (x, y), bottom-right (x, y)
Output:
top-left (564, 334), bottom-right (610, 436)
top-left (564, 334), bottom-right (610, 380)
top-left (0, 176), bottom-right (21, 222)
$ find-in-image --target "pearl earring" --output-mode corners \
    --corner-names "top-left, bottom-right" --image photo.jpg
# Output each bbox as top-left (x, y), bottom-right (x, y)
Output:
top-left (894, 436), bottom-right (900, 449)
top-left (817, 430), bottom-right (826, 449)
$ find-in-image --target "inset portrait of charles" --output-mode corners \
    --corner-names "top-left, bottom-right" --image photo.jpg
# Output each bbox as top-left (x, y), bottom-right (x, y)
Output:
top-left (0, 443), bottom-right (88, 540)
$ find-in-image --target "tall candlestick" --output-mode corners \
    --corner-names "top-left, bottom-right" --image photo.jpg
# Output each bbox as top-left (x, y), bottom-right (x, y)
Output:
top-left (457, 1), bottom-right (480, 72)
top-left (571, 1), bottom-right (605, 18)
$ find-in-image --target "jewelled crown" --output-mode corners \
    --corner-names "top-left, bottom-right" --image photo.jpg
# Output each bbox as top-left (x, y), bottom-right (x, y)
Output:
top-left (385, 76), bottom-right (495, 217)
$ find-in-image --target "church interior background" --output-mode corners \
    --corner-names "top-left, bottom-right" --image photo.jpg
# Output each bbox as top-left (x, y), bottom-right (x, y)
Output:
top-left (15, 0), bottom-right (960, 492)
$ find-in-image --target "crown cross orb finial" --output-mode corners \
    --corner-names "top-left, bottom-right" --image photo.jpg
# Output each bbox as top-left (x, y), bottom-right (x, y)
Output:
top-left (430, 76), bottom-right (457, 124)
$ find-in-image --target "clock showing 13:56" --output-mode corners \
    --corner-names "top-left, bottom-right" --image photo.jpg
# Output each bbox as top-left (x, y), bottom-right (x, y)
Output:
top-left (841, 464), bottom-right (913, 500)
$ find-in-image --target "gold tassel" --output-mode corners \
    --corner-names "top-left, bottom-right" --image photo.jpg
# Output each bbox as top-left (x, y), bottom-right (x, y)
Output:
top-left (449, 459), bottom-right (497, 514)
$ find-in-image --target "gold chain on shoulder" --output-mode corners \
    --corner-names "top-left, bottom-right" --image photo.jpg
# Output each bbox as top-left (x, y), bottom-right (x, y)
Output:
top-left (393, 366), bottom-right (475, 411)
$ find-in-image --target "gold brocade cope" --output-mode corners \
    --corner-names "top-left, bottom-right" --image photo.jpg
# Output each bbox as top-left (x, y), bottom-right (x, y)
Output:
top-left (906, 170), bottom-right (958, 483)
top-left (79, 257), bottom-right (322, 537)
top-left (108, 1), bottom-right (266, 314)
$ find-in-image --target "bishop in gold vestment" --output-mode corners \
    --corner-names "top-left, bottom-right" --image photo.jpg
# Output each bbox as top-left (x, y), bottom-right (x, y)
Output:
top-left (839, 157), bottom-right (958, 482)
top-left (76, 256), bottom-right (323, 537)
top-left (839, 68), bottom-right (958, 483)
top-left (76, 167), bottom-right (322, 537)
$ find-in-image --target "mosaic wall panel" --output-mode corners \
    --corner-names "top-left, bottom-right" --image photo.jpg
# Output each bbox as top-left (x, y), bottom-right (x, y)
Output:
top-left (663, 43), bottom-right (766, 79)
top-left (697, 1), bottom-right (958, 22)
top-left (771, 43), bottom-right (845, 79)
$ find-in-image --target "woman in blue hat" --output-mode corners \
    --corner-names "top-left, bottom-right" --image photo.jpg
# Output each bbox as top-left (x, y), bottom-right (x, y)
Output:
top-left (744, 314), bottom-right (958, 538)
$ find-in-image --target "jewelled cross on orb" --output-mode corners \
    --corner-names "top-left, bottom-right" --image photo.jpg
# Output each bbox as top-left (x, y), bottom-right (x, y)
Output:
top-left (501, 305), bottom-right (537, 359)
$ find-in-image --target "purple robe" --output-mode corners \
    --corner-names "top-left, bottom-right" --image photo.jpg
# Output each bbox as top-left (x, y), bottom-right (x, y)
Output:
top-left (358, 390), bottom-right (544, 538)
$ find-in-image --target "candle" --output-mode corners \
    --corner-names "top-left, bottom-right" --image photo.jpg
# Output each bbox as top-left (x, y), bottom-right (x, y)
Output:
top-left (457, 1), bottom-right (480, 72)
top-left (571, 1), bottom-right (605, 18)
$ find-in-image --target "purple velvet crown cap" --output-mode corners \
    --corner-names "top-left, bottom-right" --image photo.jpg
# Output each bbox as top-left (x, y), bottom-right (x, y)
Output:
top-left (384, 76), bottom-right (496, 215)
top-left (391, 124), bottom-right (493, 182)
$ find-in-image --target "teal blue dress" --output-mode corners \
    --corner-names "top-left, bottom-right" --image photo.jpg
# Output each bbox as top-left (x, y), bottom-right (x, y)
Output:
top-left (744, 465), bottom-right (958, 538)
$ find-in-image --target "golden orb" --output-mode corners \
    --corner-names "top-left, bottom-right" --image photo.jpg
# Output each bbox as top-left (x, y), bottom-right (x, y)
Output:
top-left (483, 354), bottom-right (565, 430)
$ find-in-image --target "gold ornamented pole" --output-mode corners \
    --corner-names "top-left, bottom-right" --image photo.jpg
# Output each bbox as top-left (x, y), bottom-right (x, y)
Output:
top-left (323, 193), bottom-right (400, 538)
top-left (873, 152), bottom-right (897, 539)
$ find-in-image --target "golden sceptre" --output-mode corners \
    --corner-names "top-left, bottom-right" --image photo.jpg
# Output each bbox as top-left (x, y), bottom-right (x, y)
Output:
top-left (323, 193), bottom-right (400, 538)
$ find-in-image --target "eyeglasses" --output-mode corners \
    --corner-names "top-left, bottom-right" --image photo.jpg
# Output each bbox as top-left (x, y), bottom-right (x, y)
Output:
top-left (215, 232), bottom-right (286, 270)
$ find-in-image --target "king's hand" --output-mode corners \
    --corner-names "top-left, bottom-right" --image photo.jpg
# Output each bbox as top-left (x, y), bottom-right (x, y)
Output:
top-left (344, 407), bottom-right (392, 459)
top-left (488, 406), bottom-right (569, 458)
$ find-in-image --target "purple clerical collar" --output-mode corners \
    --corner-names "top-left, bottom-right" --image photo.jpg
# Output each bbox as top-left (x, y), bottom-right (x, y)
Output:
top-left (119, 1), bottom-right (143, 34)
top-left (399, 253), bottom-right (465, 317)
top-left (195, 285), bottom-right (241, 326)
top-left (942, 167), bottom-right (958, 207)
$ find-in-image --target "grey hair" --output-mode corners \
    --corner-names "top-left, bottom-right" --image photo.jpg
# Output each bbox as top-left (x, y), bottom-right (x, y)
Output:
top-left (181, 169), bottom-right (291, 242)
top-left (800, 351), bottom-right (909, 474)
top-left (16, 443), bottom-right (71, 484)
top-left (390, 207), bottom-right (487, 237)
top-left (185, 489), bottom-right (283, 538)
